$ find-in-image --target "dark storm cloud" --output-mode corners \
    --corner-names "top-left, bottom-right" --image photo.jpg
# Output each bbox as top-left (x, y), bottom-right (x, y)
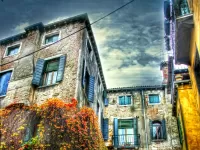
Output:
top-left (0, 0), bottom-right (164, 87)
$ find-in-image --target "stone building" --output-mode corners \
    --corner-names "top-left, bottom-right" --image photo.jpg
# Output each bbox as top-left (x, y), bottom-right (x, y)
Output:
top-left (103, 85), bottom-right (181, 150)
top-left (0, 14), bottom-right (107, 125)
top-left (164, 0), bottom-right (200, 149)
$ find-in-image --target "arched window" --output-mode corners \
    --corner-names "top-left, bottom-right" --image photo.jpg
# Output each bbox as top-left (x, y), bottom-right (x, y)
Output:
top-left (149, 119), bottom-right (167, 141)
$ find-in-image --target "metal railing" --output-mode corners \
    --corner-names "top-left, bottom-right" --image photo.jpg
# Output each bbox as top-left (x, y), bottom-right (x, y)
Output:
top-left (173, 0), bottom-right (191, 17)
top-left (112, 134), bottom-right (140, 148)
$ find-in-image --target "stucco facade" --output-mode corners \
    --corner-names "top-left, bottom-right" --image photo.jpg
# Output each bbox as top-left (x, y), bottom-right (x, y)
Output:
top-left (0, 14), bottom-right (106, 124)
top-left (104, 86), bottom-right (180, 150)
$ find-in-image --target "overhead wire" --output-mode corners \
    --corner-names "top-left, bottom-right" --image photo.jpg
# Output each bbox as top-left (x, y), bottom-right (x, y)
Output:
top-left (0, 0), bottom-right (136, 67)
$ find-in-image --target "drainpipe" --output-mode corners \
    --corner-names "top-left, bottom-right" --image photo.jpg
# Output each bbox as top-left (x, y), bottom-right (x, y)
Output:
top-left (141, 90), bottom-right (149, 150)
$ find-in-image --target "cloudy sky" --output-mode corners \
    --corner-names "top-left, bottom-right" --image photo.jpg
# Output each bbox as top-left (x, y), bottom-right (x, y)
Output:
top-left (0, 0), bottom-right (167, 88)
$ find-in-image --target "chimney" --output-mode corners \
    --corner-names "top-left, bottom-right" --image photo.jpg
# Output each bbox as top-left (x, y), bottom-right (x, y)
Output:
top-left (160, 61), bottom-right (168, 84)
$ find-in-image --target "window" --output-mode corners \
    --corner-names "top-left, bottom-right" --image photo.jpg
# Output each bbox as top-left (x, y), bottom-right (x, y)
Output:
top-left (150, 120), bottom-right (167, 141)
top-left (44, 33), bottom-right (59, 45)
top-left (32, 55), bottom-right (66, 87)
top-left (0, 71), bottom-right (12, 96)
top-left (149, 94), bottom-right (160, 104)
top-left (113, 118), bottom-right (139, 147)
top-left (42, 59), bottom-right (59, 86)
top-left (118, 119), bottom-right (134, 146)
top-left (5, 44), bottom-right (20, 56)
top-left (119, 96), bottom-right (131, 105)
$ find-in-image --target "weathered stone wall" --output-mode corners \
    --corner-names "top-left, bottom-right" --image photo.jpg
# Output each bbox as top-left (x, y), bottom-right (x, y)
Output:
top-left (0, 19), bottom-right (106, 123)
top-left (0, 31), bottom-right (40, 107)
top-left (104, 88), bottom-right (181, 150)
top-left (76, 28), bottom-right (106, 127)
top-left (34, 22), bottom-right (84, 105)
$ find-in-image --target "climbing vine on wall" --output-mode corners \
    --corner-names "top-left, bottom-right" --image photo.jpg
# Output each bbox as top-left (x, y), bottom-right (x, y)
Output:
top-left (0, 98), bottom-right (107, 150)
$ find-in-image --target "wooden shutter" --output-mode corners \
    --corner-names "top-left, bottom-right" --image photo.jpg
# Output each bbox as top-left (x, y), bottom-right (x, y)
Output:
top-left (113, 118), bottom-right (118, 147)
top-left (0, 71), bottom-right (12, 96)
top-left (88, 76), bottom-right (95, 102)
top-left (133, 117), bottom-right (139, 146)
top-left (57, 55), bottom-right (66, 82)
top-left (177, 117), bottom-right (183, 144)
top-left (32, 59), bottom-right (45, 86)
top-left (103, 118), bottom-right (109, 140)
top-left (162, 119), bottom-right (167, 140)
top-left (149, 120), bottom-right (153, 140)
top-left (104, 98), bottom-right (108, 107)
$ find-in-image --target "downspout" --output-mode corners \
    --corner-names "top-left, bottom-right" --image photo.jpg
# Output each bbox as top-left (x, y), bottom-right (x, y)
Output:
top-left (141, 90), bottom-right (148, 150)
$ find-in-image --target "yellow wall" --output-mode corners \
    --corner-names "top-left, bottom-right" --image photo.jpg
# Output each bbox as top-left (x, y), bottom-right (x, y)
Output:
top-left (188, 0), bottom-right (200, 111)
top-left (177, 85), bottom-right (200, 150)
top-left (176, 1), bottom-right (200, 150)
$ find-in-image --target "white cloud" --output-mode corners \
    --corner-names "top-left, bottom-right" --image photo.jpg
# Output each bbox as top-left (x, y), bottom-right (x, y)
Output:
top-left (47, 16), bottom-right (68, 24)
top-left (13, 22), bottom-right (29, 32)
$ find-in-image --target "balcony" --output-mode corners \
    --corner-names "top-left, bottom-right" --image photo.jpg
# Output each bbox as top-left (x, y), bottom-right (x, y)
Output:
top-left (113, 134), bottom-right (140, 149)
top-left (173, 0), bottom-right (194, 65)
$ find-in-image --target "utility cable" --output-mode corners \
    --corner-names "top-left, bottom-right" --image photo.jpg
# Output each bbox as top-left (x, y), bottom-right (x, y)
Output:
top-left (0, 0), bottom-right (135, 67)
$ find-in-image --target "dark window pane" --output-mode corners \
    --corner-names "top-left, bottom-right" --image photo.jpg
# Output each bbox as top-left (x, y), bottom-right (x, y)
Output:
top-left (45, 34), bottom-right (59, 44)
top-left (118, 119), bottom-right (133, 129)
top-left (7, 45), bottom-right (19, 56)
top-left (149, 94), bottom-right (160, 103)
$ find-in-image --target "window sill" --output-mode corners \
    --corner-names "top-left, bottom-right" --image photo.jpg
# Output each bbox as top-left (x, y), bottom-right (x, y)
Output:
top-left (119, 104), bottom-right (132, 106)
top-left (41, 41), bottom-right (59, 48)
top-left (38, 83), bottom-right (59, 89)
top-left (152, 139), bottom-right (165, 142)
top-left (148, 103), bottom-right (161, 105)
top-left (0, 95), bottom-right (6, 98)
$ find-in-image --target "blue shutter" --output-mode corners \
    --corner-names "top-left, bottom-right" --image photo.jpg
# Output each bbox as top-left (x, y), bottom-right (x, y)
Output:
top-left (113, 118), bottom-right (118, 147)
top-left (56, 55), bottom-right (66, 82)
top-left (133, 117), bottom-right (139, 146)
top-left (32, 59), bottom-right (45, 86)
top-left (164, 0), bottom-right (170, 20)
top-left (103, 118), bottom-right (109, 140)
top-left (23, 127), bottom-right (32, 143)
top-left (104, 98), bottom-right (108, 107)
top-left (164, 20), bottom-right (170, 35)
top-left (0, 71), bottom-right (12, 96)
top-left (88, 76), bottom-right (95, 102)
top-left (162, 119), bottom-right (167, 140)
top-left (81, 60), bottom-right (85, 87)
top-left (149, 120), bottom-right (153, 140)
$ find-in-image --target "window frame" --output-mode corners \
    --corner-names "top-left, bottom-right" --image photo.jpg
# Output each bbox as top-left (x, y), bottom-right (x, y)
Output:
top-left (39, 54), bottom-right (62, 87)
top-left (118, 95), bottom-right (132, 106)
top-left (0, 68), bottom-right (14, 97)
top-left (42, 31), bottom-right (61, 46)
top-left (3, 43), bottom-right (22, 58)
top-left (152, 121), bottom-right (163, 141)
top-left (148, 94), bottom-right (161, 105)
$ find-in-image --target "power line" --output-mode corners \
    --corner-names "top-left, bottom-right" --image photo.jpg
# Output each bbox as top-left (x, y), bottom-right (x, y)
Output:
top-left (0, 0), bottom-right (136, 67)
